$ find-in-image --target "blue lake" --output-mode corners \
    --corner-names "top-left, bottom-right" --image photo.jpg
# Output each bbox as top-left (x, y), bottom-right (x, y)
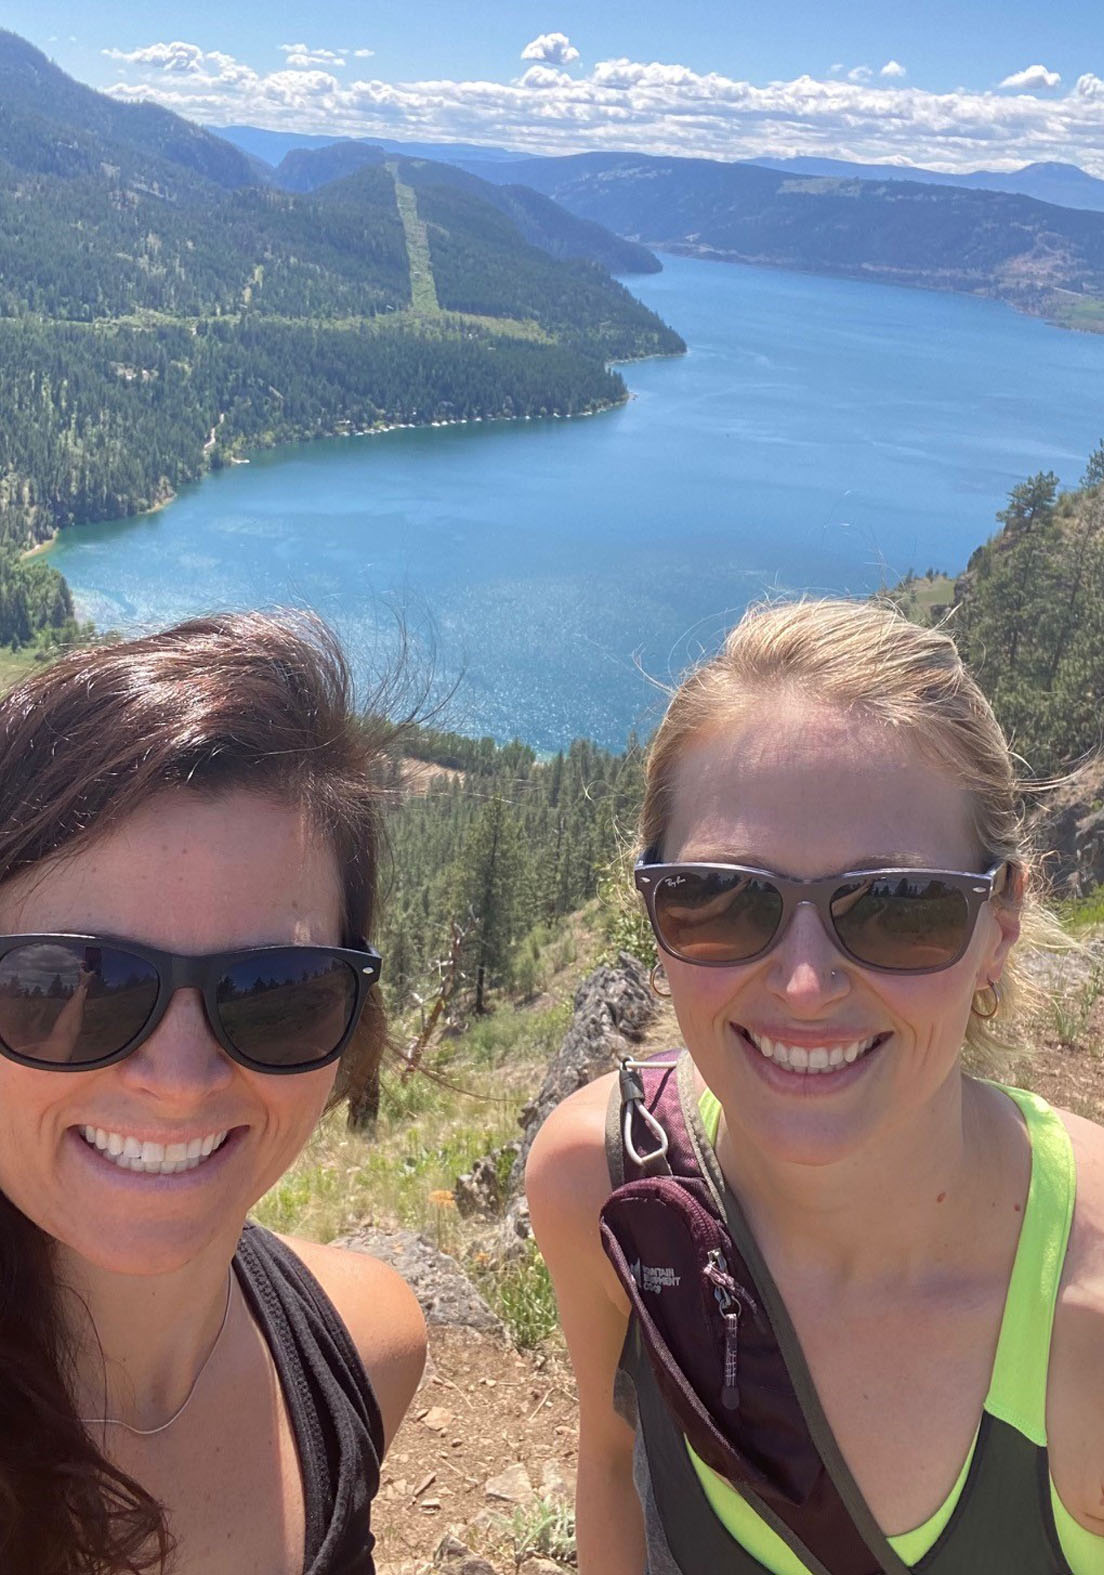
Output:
top-left (49, 255), bottom-right (1104, 751)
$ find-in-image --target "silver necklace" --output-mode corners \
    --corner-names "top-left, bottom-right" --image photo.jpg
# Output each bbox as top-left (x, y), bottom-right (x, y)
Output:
top-left (82, 1270), bottom-right (234, 1437)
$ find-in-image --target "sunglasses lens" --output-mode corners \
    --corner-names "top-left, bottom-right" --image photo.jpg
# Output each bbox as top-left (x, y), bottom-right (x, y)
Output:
top-left (652, 869), bottom-right (783, 963)
top-left (831, 876), bottom-right (970, 970)
top-left (216, 949), bottom-right (358, 1068)
top-left (0, 942), bottom-right (159, 1066)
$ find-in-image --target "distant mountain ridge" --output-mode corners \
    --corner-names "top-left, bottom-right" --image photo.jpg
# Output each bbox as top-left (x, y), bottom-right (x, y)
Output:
top-left (745, 156), bottom-right (1104, 215)
top-left (217, 124), bottom-right (1104, 217)
top-left (213, 124), bottom-right (521, 168)
top-left (454, 150), bottom-right (1104, 329)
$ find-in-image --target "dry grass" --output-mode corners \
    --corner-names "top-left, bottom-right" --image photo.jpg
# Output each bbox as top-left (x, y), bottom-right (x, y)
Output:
top-left (253, 999), bottom-right (568, 1249)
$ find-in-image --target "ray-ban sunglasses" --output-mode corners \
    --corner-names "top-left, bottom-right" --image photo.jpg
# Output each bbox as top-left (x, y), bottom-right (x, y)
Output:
top-left (634, 858), bottom-right (1010, 975)
top-left (0, 935), bottom-right (382, 1073)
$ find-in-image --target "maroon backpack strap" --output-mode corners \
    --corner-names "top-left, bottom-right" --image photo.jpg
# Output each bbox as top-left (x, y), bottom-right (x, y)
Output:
top-left (601, 1051), bottom-right (908, 1575)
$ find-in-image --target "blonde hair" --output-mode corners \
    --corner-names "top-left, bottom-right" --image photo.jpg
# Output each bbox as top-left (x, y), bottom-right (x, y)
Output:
top-left (639, 596), bottom-right (1061, 1066)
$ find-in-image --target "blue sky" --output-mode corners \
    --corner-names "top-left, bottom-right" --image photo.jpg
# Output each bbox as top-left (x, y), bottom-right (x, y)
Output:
top-left (11, 2), bottom-right (1104, 172)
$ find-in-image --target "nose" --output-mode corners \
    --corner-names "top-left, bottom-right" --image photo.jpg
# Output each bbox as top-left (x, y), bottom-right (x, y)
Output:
top-left (115, 989), bottom-right (235, 1105)
top-left (765, 900), bottom-right (851, 1009)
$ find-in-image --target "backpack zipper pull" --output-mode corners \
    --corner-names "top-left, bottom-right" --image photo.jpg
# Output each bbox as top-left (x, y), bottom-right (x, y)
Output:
top-left (704, 1248), bottom-right (755, 1411)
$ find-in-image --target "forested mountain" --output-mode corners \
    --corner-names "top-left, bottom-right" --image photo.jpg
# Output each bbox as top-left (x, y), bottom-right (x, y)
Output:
top-left (946, 459), bottom-right (1104, 775)
top-left (0, 33), bottom-right (682, 547)
top-left (0, 30), bottom-right (258, 194)
top-left (464, 150), bottom-right (1104, 328)
top-left (273, 143), bottom-right (661, 274)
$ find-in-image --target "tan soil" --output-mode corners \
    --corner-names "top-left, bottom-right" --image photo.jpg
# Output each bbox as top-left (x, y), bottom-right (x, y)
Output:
top-left (374, 1327), bottom-right (578, 1575)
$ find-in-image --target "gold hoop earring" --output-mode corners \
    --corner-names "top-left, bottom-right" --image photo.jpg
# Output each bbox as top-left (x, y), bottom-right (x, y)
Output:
top-left (972, 980), bottom-right (1001, 1020)
top-left (650, 962), bottom-right (672, 998)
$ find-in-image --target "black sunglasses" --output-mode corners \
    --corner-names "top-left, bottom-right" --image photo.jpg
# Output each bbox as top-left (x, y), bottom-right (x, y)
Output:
top-left (634, 859), bottom-right (1009, 975)
top-left (0, 934), bottom-right (382, 1074)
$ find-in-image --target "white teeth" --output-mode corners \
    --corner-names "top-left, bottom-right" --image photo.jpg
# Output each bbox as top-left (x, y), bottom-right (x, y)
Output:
top-left (77, 1127), bottom-right (229, 1174)
top-left (747, 1030), bottom-right (880, 1074)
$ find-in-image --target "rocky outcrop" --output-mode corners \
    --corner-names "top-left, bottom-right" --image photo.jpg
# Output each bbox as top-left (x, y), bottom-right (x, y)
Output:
top-left (510, 953), bottom-right (654, 1185)
top-left (1029, 757), bottom-right (1104, 898)
top-left (483, 954), bottom-right (654, 1256)
top-left (337, 1224), bottom-right (504, 1336)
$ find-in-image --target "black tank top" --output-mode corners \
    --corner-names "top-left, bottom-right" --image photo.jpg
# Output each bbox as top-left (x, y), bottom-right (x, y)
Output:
top-left (234, 1223), bottom-right (385, 1575)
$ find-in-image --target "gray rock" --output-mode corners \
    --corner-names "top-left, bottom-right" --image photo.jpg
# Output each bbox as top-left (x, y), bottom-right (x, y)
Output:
top-left (510, 954), bottom-right (654, 1187)
top-left (335, 1225), bottom-right (504, 1335)
top-left (484, 1462), bottom-right (536, 1505)
top-left (538, 1460), bottom-right (574, 1505)
top-left (1029, 758), bottom-right (1104, 899)
top-left (433, 1534), bottom-right (471, 1564)
top-left (455, 1142), bottom-right (520, 1218)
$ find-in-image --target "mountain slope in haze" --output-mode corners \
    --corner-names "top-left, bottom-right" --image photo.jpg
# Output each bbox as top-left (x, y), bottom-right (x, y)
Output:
top-left (465, 151), bottom-right (1104, 328)
top-left (748, 156), bottom-right (1104, 215)
top-left (274, 141), bottom-right (661, 274)
top-left (0, 32), bottom-right (682, 548)
top-left (214, 124), bottom-right (519, 168)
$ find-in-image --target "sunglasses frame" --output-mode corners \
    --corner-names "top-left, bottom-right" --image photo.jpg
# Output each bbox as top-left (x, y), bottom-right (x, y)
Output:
top-left (633, 859), bottom-right (1009, 975)
top-left (0, 933), bottom-right (382, 1074)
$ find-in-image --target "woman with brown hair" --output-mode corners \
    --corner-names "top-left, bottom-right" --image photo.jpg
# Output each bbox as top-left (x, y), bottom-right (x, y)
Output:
top-left (0, 611), bottom-right (425, 1573)
top-left (528, 598), bottom-right (1104, 1575)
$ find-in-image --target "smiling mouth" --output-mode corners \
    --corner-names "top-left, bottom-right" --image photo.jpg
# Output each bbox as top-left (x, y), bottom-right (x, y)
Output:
top-left (77, 1126), bottom-right (230, 1175)
top-left (741, 1028), bottom-right (888, 1073)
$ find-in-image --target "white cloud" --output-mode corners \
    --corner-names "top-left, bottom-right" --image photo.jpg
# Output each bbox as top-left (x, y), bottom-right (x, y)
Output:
top-left (999, 64), bottom-right (1061, 90)
top-left (104, 40), bottom-right (207, 73)
top-left (520, 64), bottom-right (575, 90)
top-left (521, 32), bottom-right (580, 67)
top-left (97, 40), bottom-right (1104, 179)
top-left (280, 43), bottom-right (347, 69)
top-left (880, 60), bottom-right (906, 79)
top-left (847, 66), bottom-right (872, 84)
top-left (352, 49), bottom-right (375, 59)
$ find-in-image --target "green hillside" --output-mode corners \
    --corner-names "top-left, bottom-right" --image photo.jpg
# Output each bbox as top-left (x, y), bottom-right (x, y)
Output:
top-left (274, 141), bottom-right (662, 276)
top-left (0, 33), bottom-right (683, 547)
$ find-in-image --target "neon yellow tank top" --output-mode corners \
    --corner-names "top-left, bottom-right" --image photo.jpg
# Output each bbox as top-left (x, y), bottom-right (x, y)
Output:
top-left (690, 1082), bottom-right (1104, 1574)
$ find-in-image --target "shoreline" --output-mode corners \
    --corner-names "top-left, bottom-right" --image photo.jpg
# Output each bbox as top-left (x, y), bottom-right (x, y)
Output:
top-left (21, 385), bottom-right (651, 548)
top-left (650, 244), bottom-right (1104, 337)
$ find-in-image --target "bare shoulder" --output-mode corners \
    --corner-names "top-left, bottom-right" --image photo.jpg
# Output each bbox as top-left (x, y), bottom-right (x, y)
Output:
top-left (526, 1069), bottom-right (618, 1219)
top-left (1057, 1105), bottom-right (1104, 1276)
top-left (280, 1234), bottom-right (427, 1450)
top-left (1049, 1108), bottom-right (1104, 1533)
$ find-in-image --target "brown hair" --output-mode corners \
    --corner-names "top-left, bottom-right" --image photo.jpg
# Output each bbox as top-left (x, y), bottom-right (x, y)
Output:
top-left (639, 596), bottom-right (1056, 1061)
top-left (0, 610), bottom-right (398, 1571)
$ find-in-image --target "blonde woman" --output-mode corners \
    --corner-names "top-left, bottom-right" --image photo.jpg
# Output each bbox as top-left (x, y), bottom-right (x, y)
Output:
top-left (529, 599), bottom-right (1104, 1575)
